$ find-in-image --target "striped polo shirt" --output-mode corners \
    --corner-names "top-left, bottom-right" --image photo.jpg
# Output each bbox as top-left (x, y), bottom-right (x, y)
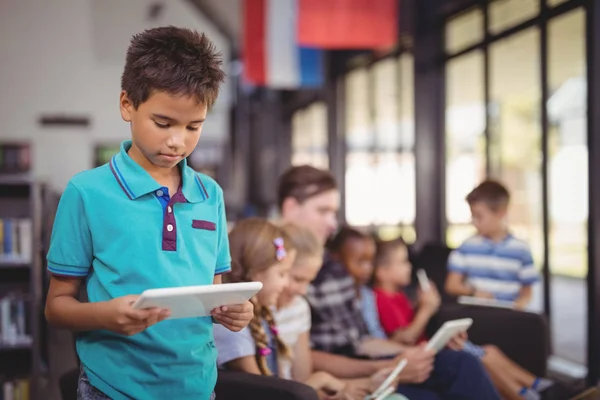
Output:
top-left (447, 234), bottom-right (539, 302)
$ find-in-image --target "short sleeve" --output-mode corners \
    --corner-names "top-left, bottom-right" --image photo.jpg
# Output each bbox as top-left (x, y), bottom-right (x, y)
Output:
top-left (46, 182), bottom-right (92, 277)
top-left (360, 287), bottom-right (387, 339)
top-left (213, 324), bottom-right (255, 367)
top-left (215, 188), bottom-right (231, 275)
top-left (447, 248), bottom-right (467, 273)
top-left (297, 297), bottom-right (311, 333)
top-left (518, 246), bottom-right (539, 285)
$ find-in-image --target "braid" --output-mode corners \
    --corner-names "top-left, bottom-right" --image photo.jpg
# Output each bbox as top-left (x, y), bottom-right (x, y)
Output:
top-left (248, 297), bottom-right (272, 375)
top-left (262, 307), bottom-right (291, 360)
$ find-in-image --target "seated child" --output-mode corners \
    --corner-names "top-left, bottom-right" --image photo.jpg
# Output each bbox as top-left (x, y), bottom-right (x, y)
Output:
top-left (275, 223), bottom-right (398, 399)
top-left (326, 227), bottom-right (502, 400)
top-left (444, 180), bottom-right (539, 309)
top-left (372, 237), bottom-right (553, 400)
top-left (213, 218), bottom-right (355, 399)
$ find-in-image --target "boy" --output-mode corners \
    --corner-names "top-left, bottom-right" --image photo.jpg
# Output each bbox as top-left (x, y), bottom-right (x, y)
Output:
top-left (445, 180), bottom-right (539, 309)
top-left (44, 27), bottom-right (253, 400)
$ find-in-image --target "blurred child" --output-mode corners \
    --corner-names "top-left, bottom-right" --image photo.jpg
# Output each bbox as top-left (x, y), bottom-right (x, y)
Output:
top-left (276, 223), bottom-right (397, 400)
top-left (213, 218), bottom-right (355, 399)
top-left (372, 238), bottom-right (553, 400)
top-left (445, 180), bottom-right (539, 309)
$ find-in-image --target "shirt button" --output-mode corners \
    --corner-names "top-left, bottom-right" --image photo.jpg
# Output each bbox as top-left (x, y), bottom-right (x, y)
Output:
top-left (167, 224), bottom-right (174, 232)
top-left (156, 190), bottom-right (164, 197)
top-left (167, 206), bottom-right (172, 213)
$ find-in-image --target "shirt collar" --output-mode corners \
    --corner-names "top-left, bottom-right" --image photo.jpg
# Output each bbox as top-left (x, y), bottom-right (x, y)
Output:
top-left (109, 140), bottom-right (207, 203)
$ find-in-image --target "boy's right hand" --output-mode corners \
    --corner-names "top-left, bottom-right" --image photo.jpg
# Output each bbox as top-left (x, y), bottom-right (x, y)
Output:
top-left (102, 295), bottom-right (170, 336)
top-left (392, 344), bottom-right (435, 384)
top-left (473, 290), bottom-right (495, 299)
top-left (418, 284), bottom-right (441, 313)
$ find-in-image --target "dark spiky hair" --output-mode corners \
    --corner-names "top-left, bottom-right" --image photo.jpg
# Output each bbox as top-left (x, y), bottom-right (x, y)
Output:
top-left (121, 26), bottom-right (225, 109)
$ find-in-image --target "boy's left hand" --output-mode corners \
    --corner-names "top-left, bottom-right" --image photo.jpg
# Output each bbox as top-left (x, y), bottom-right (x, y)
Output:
top-left (211, 301), bottom-right (254, 332)
top-left (447, 331), bottom-right (467, 351)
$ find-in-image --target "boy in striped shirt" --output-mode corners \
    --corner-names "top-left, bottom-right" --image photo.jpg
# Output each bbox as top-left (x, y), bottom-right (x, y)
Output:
top-left (445, 180), bottom-right (539, 309)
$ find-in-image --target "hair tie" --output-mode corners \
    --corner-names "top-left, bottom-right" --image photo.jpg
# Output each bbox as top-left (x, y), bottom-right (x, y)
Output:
top-left (269, 326), bottom-right (279, 336)
top-left (274, 237), bottom-right (287, 261)
top-left (259, 347), bottom-right (272, 356)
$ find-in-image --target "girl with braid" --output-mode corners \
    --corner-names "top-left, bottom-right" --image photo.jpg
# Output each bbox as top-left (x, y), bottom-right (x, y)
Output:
top-left (213, 218), bottom-right (353, 399)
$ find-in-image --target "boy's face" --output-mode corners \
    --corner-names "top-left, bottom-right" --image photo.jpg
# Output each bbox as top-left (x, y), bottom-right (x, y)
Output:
top-left (120, 90), bottom-right (207, 169)
top-left (469, 201), bottom-right (507, 237)
top-left (383, 246), bottom-right (412, 287)
top-left (341, 237), bottom-right (375, 285)
top-left (283, 189), bottom-right (340, 244)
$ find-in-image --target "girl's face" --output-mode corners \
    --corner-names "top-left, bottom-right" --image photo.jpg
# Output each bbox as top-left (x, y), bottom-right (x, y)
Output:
top-left (379, 246), bottom-right (412, 287)
top-left (251, 250), bottom-right (295, 306)
top-left (341, 237), bottom-right (376, 285)
top-left (278, 255), bottom-right (322, 308)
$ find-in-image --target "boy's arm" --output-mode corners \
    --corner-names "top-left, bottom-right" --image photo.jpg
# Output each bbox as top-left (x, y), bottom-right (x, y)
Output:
top-left (390, 307), bottom-right (434, 345)
top-left (45, 182), bottom-right (165, 334)
top-left (445, 271), bottom-right (475, 296)
top-left (514, 285), bottom-right (533, 310)
top-left (311, 350), bottom-right (390, 379)
top-left (515, 246), bottom-right (538, 309)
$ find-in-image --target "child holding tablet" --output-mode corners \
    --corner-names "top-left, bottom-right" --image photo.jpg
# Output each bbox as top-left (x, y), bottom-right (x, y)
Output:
top-left (44, 27), bottom-right (253, 400)
top-left (371, 238), bottom-right (553, 400)
top-left (213, 218), bottom-right (355, 399)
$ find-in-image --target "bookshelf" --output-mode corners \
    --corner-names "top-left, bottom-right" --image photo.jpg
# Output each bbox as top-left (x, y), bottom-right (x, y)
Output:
top-left (0, 143), bottom-right (47, 400)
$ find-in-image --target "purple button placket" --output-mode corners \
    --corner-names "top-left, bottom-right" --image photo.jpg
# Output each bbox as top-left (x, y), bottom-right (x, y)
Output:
top-left (161, 190), bottom-right (188, 251)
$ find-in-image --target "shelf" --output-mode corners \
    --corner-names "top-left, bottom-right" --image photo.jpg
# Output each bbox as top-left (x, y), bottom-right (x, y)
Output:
top-left (0, 261), bottom-right (30, 269)
top-left (0, 343), bottom-right (32, 352)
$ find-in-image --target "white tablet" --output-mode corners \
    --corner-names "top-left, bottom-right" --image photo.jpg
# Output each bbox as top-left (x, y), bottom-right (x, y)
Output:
top-left (416, 269), bottom-right (431, 291)
top-left (425, 318), bottom-right (473, 353)
top-left (366, 358), bottom-right (408, 400)
top-left (457, 296), bottom-right (515, 310)
top-left (132, 281), bottom-right (263, 320)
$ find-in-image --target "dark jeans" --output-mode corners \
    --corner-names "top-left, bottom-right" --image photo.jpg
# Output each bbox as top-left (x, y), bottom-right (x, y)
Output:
top-left (395, 349), bottom-right (501, 400)
top-left (77, 367), bottom-right (217, 400)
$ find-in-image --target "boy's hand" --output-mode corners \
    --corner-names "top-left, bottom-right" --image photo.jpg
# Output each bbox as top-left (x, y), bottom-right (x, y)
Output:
top-left (392, 345), bottom-right (435, 384)
top-left (473, 290), bottom-right (495, 299)
top-left (103, 295), bottom-right (170, 336)
top-left (447, 331), bottom-right (467, 351)
top-left (211, 301), bottom-right (254, 332)
top-left (418, 284), bottom-right (441, 314)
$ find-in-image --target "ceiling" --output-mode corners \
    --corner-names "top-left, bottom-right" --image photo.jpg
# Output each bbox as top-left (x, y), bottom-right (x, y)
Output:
top-left (188, 0), bottom-right (241, 51)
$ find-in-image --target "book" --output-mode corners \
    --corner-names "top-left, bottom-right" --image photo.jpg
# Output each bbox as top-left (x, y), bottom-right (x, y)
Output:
top-left (0, 218), bottom-right (32, 264)
top-left (0, 296), bottom-right (31, 348)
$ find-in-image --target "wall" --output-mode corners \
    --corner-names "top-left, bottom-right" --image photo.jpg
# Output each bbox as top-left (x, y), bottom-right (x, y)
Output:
top-left (0, 0), bottom-right (231, 190)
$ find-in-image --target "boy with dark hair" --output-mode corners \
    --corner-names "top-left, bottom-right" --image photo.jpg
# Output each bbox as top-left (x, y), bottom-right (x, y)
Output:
top-left (45, 27), bottom-right (253, 400)
top-left (445, 179), bottom-right (539, 309)
top-left (277, 165), bottom-right (339, 244)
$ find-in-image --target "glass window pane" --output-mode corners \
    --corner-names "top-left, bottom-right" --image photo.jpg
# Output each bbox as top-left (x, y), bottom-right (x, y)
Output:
top-left (445, 7), bottom-right (484, 54)
top-left (399, 54), bottom-right (415, 151)
top-left (548, 0), bottom-right (568, 7)
top-left (489, 0), bottom-right (539, 34)
top-left (445, 51), bottom-right (486, 248)
top-left (373, 58), bottom-right (399, 150)
top-left (346, 68), bottom-right (374, 149)
top-left (548, 8), bottom-right (587, 365)
top-left (346, 152), bottom-right (377, 226)
top-left (291, 101), bottom-right (329, 168)
top-left (489, 28), bottom-right (543, 290)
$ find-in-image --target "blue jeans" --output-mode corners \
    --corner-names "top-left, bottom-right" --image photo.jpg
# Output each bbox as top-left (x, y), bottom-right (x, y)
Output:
top-left (395, 349), bottom-right (501, 400)
top-left (77, 367), bottom-right (217, 400)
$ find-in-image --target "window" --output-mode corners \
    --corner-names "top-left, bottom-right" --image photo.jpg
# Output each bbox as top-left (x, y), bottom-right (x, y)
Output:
top-left (489, 0), bottom-right (539, 34)
top-left (445, 51), bottom-right (486, 247)
top-left (548, 0), bottom-right (568, 7)
top-left (345, 56), bottom-right (416, 242)
top-left (291, 102), bottom-right (328, 169)
top-left (489, 28), bottom-right (544, 266)
top-left (446, 7), bottom-right (484, 54)
top-left (547, 8), bottom-right (587, 364)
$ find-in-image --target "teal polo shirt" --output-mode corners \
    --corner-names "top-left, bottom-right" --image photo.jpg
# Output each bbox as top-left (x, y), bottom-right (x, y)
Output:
top-left (47, 140), bottom-right (231, 400)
